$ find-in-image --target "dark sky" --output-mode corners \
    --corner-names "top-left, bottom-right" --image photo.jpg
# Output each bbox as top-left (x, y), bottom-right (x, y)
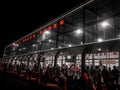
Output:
top-left (0, 0), bottom-right (85, 57)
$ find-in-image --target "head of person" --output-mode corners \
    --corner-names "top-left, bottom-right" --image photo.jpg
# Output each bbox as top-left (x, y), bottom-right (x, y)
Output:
top-left (113, 66), bottom-right (116, 69)
top-left (99, 60), bottom-right (102, 65)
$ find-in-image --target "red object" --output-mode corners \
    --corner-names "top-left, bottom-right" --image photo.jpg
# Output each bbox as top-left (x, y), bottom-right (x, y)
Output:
top-left (33, 34), bottom-right (35, 38)
top-left (48, 26), bottom-right (52, 30)
top-left (30, 36), bottom-right (32, 39)
top-left (39, 31), bottom-right (42, 35)
top-left (53, 23), bottom-right (57, 28)
top-left (44, 28), bottom-right (46, 32)
top-left (60, 20), bottom-right (64, 25)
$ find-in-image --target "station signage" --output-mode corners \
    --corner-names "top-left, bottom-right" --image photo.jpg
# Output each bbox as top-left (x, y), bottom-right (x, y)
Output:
top-left (14, 19), bottom-right (64, 46)
top-left (39, 19), bottom-right (64, 35)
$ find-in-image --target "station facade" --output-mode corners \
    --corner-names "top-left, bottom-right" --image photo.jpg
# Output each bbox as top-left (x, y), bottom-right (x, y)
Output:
top-left (1, 0), bottom-right (120, 70)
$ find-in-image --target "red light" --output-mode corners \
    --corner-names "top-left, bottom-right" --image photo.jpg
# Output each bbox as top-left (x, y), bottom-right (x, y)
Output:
top-left (48, 26), bottom-right (52, 30)
top-left (44, 28), bottom-right (46, 32)
top-left (25, 38), bottom-right (27, 42)
top-left (27, 37), bottom-right (29, 41)
top-left (60, 20), bottom-right (64, 25)
top-left (53, 23), bottom-right (57, 28)
top-left (30, 36), bottom-right (32, 39)
top-left (33, 34), bottom-right (35, 38)
top-left (39, 31), bottom-right (42, 35)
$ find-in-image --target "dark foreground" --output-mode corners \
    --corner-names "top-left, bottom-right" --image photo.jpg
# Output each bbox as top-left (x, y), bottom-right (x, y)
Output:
top-left (0, 71), bottom-right (120, 90)
top-left (0, 71), bottom-right (63, 90)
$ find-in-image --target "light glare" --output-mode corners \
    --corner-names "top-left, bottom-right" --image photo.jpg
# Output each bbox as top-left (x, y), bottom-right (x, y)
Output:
top-left (44, 31), bottom-right (50, 34)
top-left (76, 29), bottom-right (82, 34)
top-left (97, 38), bottom-right (103, 42)
top-left (101, 21), bottom-right (110, 28)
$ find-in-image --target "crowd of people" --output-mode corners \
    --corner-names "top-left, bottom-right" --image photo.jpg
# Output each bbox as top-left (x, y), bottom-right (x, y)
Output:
top-left (0, 61), bottom-right (120, 90)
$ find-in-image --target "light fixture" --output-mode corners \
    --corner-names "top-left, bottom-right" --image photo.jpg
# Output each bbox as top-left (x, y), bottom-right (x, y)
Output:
top-left (68, 44), bottom-right (72, 47)
top-left (48, 39), bottom-right (52, 42)
top-left (75, 29), bottom-right (83, 34)
top-left (44, 31), bottom-right (50, 34)
top-left (58, 46), bottom-right (62, 49)
top-left (97, 38), bottom-right (103, 42)
top-left (32, 44), bottom-right (36, 47)
top-left (101, 21), bottom-right (110, 28)
top-left (98, 48), bottom-right (101, 51)
top-left (51, 48), bottom-right (54, 50)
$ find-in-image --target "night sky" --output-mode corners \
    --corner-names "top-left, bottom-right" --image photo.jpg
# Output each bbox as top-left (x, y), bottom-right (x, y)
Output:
top-left (0, 0), bottom-right (85, 57)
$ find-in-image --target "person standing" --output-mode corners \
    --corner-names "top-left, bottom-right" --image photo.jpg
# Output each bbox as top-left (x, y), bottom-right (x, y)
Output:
top-left (111, 66), bottom-right (119, 86)
top-left (98, 61), bottom-right (104, 72)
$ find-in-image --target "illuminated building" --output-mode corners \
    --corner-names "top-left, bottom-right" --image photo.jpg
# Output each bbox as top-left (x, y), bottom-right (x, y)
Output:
top-left (1, 0), bottom-right (120, 70)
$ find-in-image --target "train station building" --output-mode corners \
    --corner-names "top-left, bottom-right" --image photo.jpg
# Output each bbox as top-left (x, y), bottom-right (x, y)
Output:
top-left (1, 0), bottom-right (120, 71)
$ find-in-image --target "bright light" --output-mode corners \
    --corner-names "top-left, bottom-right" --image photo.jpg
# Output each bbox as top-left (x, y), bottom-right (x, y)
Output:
top-left (67, 55), bottom-right (72, 59)
top-left (32, 44), bottom-right (36, 47)
top-left (101, 21), bottom-right (110, 28)
top-left (12, 43), bottom-right (19, 46)
top-left (19, 49), bottom-right (22, 51)
top-left (42, 31), bottom-right (50, 40)
top-left (44, 31), bottom-right (50, 34)
top-left (68, 44), bottom-right (72, 47)
top-left (23, 47), bottom-right (26, 50)
top-left (81, 42), bottom-right (83, 44)
top-left (12, 43), bottom-right (16, 46)
top-left (48, 39), bottom-right (52, 42)
top-left (97, 38), bottom-right (103, 42)
top-left (75, 29), bottom-right (82, 34)
top-left (58, 46), bottom-right (62, 49)
top-left (98, 48), bottom-right (101, 51)
top-left (51, 48), bottom-right (54, 50)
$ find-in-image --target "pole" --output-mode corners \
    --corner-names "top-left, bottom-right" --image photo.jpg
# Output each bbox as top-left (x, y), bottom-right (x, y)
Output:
top-left (81, 7), bottom-right (86, 72)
